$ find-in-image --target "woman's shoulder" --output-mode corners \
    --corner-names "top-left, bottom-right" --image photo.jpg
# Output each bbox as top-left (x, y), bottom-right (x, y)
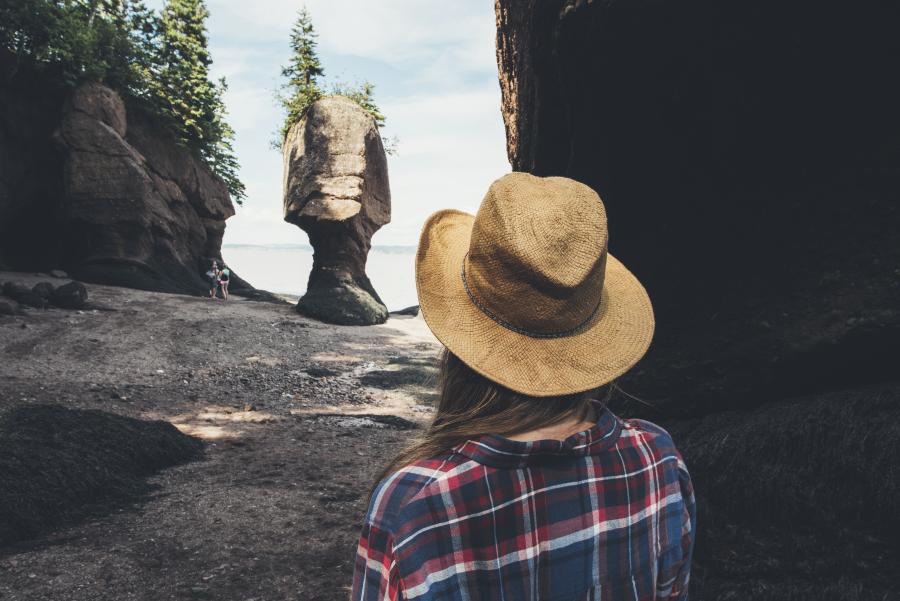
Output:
top-left (619, 417), bottom-right (684, 460)
top-left (366, 451), bottom-right (469, 526)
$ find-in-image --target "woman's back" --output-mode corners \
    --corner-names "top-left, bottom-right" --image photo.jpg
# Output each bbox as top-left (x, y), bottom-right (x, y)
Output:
top-left (351, 174), bottom-right (694, 600)
top-left (352, 407), bottom-right (695, 600)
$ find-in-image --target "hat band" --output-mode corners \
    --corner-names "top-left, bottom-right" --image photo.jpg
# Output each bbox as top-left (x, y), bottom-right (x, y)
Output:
top-left (461, 254), bottom-right (603, 340)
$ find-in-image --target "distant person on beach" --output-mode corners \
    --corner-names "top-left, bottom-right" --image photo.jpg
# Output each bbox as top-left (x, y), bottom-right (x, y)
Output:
top-left (207, 260), bottom-right (219, 299)
top-left (351, 173), bottom-right (695, 600)
top-left (219, 264), bottom-right (231, 300)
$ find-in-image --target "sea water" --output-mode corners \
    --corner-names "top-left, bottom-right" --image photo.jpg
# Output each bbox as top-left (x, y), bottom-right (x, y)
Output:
top-left (222, 244), bottom-right (418, 312)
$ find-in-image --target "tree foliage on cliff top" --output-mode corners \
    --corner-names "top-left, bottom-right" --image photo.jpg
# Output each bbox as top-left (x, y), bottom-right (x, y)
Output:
top-left (0, 0), bottom-right (245, 203)
top-left (273, 7), bottom-right (393, 154)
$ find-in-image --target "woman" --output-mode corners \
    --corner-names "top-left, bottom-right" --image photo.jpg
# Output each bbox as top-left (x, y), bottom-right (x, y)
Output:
top-left (207, 260), bottom-right (219, 299)
top-left (351, 173), bottom-right (695, 600)
top-left (219, 264), bottom-right (231, 300)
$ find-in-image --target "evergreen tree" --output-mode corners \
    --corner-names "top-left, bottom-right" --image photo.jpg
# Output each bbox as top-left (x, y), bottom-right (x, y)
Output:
top-left (152, 0), bottom-right (244, 203)
top-left (1, 0), bottom-right (156, 90)
top-left (207, 76), bottom-right (246, 202)
top-left (153, 0), bottom-right (217, 147)
top-left (116, 0), bottom-right (161, 101)
top-left (274, 8), bottom-right (392, 153)
top-left (274, 7), bottom-right (324, 149)
top-left (3, 0), bottom-right (247, 204)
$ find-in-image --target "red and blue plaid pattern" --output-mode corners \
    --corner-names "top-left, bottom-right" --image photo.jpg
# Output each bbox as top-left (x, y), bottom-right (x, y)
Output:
top-left (351, 406), bottom-right (695, 600)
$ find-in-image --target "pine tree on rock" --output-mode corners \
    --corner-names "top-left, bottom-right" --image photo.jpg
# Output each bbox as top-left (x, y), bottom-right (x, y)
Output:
top-left (4, 0), bottom-right (245, 202)
top-left (329, 80), bottom-right (385, 128)
top-left (276, 7), bottom-right (324, 148)
top-left (274, 8), bottom-right (389, 151)
top-left (153, 0), bottom-right (244, 202)
top-left (207, 76), bottom-right (246, 202)
top-left (154, 0), bottom-right (217, 147)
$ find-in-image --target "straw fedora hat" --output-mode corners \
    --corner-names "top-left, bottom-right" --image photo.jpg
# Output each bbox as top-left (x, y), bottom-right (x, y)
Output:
top-left (415, 172), bottom-right (654, 397)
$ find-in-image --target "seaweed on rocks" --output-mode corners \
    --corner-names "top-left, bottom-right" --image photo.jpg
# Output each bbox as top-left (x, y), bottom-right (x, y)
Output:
top-left (0, 404), bottom-right (203, 546)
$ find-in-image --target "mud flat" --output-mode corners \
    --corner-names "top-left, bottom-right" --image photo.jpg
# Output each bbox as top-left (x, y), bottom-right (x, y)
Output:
top-left (0, 272), bottom-right (438, 601)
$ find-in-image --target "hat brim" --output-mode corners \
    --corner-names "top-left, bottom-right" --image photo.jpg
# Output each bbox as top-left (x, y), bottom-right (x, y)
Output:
top-left (415, 209), bottom-right (655, 397)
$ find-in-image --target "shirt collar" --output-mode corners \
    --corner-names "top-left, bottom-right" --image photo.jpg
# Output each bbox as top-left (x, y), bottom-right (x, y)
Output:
top-left (454, 404), bottom-right (622, 469)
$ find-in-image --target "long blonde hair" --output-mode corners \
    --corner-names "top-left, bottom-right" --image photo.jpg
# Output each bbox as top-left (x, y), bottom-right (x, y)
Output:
top-left (373, 348), bottom-right (612, 492)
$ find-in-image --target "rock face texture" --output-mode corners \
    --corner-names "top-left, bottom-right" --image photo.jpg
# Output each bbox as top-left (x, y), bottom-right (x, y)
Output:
top-left (0, 58), bottom-right (247, 295)
top-left (495, 0), bottom-right (900, 416)
top-left (0, 56), bottom-right (66, 273)
top-left (56, 82), bottom-right (236, 292)
top-left (496, 2), bottom-right (900, 597)
top-left (282, 96), bottom-right (391, 325)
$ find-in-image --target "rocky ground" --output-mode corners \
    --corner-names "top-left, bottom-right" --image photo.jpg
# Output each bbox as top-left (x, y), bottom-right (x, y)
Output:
top-left (0, 272), bottom-right (439, 601)
top-left (2, 272), bottom-right (897, 601)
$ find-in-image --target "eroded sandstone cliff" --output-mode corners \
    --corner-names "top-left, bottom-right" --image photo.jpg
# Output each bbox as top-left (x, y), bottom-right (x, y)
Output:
top-left (0, 60), bottom-right (244, 295)
top-left (495, 0), bottom-right (900, 416)
top-left (495, 2), bottom-right (900, 598)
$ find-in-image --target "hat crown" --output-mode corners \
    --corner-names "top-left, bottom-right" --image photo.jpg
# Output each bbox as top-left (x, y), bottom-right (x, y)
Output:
top-left (465, 173), bottom-right (608, 336)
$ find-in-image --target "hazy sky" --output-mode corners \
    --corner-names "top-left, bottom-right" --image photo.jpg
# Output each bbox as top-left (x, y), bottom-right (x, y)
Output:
top-left (146, 0), bottom-right (511, 246)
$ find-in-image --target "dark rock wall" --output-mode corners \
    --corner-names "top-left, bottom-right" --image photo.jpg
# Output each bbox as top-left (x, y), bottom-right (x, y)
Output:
top-left (0, 62), bottom-right (67, 271)
top-left (496, 3), bottom-right (900, 597)
top-left (496, 0), bottom-right (900, 416)
top-left (0, 62), bottom-right (240, 295)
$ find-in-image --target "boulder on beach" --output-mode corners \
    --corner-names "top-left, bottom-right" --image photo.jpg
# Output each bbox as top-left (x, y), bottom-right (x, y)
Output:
top-left (282, 96), bottom-right (391, 326)
top-left (0, 299), bottom-right (21, 315)
top-left (0, 76), bottom-right (240, 295)
top-left (31, 281), bottom-right (55, 301)
top-left (390, 305), bottom-right (420, 317)
top-left (50, 280), bottom-right (88, 309)
top-left (3, 281), bottom-right (48, 308)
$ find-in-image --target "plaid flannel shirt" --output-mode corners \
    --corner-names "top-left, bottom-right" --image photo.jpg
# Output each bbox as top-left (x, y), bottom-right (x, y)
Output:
top-left (351, 406), bottom-right (695, 600)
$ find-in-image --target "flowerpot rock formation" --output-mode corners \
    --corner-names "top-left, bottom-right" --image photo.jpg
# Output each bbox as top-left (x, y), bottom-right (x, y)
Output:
top-left (282, 96), bottom-right (391, 325)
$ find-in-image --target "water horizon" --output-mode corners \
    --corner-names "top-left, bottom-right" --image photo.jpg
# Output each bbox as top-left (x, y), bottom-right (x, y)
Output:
top-left (222, 243), bottom-right (419, 312)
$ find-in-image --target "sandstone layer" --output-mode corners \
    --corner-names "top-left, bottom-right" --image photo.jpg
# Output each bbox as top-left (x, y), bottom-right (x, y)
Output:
top-left (0, 57), bottom-right (247, 295)
top-left (283, 96), bottom-right (391, 325)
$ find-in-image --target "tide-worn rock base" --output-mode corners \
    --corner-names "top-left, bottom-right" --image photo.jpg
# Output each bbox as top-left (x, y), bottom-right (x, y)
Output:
top-left (296, 270), bottom-right (388, 326)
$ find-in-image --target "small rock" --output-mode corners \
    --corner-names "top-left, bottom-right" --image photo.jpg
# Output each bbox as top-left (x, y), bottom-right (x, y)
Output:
top-left (32, 281), bottom-right (56, 300)
top-left (50, 281), bottom-right (88, 309)
top-left (49, 269), bottom-right (68, 279)
top-left (389, 305), bottom-right (420, 317)
top-left (243, 403), bottom-right (256, 412)
top-left (3, 282), bottom-right (48, 308)
top-left (0, 300), bottom-right (21, 316)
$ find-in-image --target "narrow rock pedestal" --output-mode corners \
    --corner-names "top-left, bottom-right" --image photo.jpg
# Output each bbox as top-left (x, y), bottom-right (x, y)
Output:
top-left (282, 96), bottom-right (391, 325)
